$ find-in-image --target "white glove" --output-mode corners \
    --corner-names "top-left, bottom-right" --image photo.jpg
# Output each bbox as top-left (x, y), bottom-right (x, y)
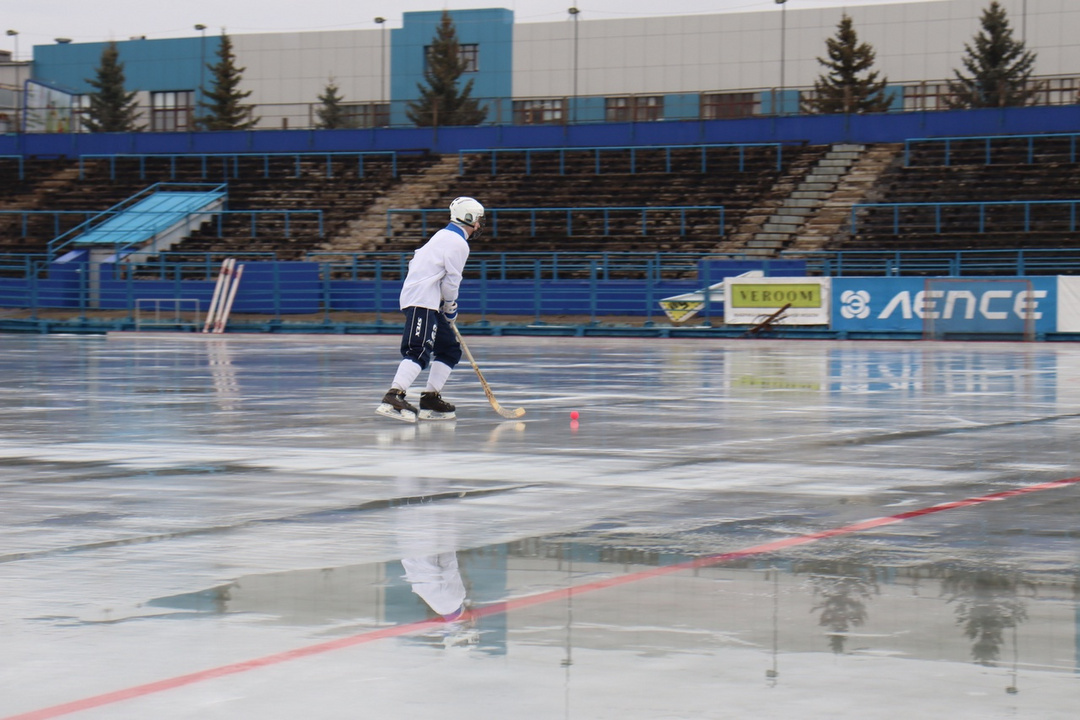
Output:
top-left (441, 300), bottom-right (458, 323)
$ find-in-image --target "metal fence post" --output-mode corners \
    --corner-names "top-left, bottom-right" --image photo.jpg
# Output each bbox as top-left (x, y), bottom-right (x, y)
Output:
top-left (322, 262), bottom-right (331, 325)
top-left (374, 260), bottom-right (383, 325)
top-left (533, 259), bottom-right (543, 325)
top-left (589, 259), bottom-right (598, 326)
top-left (479, 259), bottom-right (489, 326)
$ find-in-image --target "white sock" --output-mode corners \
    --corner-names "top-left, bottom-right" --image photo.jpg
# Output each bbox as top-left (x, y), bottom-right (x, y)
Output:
top-left (391, 359), bottom-right (423, 394)
top-left (425, 361), bottom-right (453, 393)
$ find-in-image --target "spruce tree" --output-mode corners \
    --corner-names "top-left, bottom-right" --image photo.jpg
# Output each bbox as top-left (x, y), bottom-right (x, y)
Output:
top-left (83, 42), bottom-right (141, 132)
top-left (406, 12), bottom-right (487, 127)
top-left (315, 79), bottom-right (354, 129)
top-left (948, 1), bottom-right (1037, 109)
top-left (197, 31), bottom-right (259, 130)
top-left (803, 15), bottom-right (891, 114)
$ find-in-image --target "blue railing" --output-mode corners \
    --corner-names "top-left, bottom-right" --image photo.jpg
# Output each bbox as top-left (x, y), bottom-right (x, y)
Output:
top-left (7, 208), bottom-right (324, 256)
top-left (791, 248), bottom-right (1080, 277)
top-left (78, 151), bottom-right (399, 181)
top-left (4, 250), bottom-right (1080, 334)
top-left (387, 206), bottom-right (727, 238)
top-left (2, 210), bottom-right (109, 238)
top-left (850, 199), bottom-right (1080, 235)
top-left (904, 132), bottom-right (1080, 167)
top-left (1, 155), bottom-right (25, 180)
top-left (306, 251), bottom-right (706, 282)
top-left (459, 142), bottom-right (790, 176)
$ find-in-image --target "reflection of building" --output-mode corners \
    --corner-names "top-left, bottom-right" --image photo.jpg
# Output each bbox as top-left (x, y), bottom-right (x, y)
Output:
top-left (143, 537), bottom-right (1077, 678)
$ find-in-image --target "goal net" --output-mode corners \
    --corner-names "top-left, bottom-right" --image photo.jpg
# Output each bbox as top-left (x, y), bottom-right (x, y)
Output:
top-left (922, 278), bottom-right (1036, 341)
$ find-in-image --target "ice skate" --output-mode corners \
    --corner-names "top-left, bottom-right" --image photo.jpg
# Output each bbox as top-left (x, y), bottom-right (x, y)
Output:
top-left (376, 389), bottom-right (418, 423)
top-left (419, 391), bottom-right (456, 421)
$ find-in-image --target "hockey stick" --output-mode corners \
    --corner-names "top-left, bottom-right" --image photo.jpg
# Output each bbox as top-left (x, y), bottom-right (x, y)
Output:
top-left (202, 258), bottom-right (234, 333)
top-left (451, 323), bottom-right (526, 419)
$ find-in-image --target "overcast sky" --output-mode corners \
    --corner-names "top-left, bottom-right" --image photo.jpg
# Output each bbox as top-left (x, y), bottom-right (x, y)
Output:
top-left (4, 0), bottom-right (937, 59)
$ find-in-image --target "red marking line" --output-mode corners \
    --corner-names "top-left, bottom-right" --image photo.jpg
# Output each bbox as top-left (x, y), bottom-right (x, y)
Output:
top-left (8, 476), bottom-right (1079, 720)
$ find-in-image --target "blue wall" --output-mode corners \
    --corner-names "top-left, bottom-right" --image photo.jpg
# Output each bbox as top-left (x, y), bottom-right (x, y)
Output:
top-left (390, 9), bottom-right (514, 126)
top-left (4, 104), bottom-right (1080, 158)
top-left (33, 37), bottom-right (217, 98)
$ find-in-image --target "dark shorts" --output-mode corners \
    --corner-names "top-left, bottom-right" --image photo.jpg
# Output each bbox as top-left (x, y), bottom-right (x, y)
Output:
top-left (399, 306), bottom-right (462, 370)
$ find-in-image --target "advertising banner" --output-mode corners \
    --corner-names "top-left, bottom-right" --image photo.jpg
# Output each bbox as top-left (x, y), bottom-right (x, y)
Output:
top-left (831, 277), bottom-right (1057, 335)
top-left (723, 277), bottom-right (830, 325)
top-left (1057, 277), bottom-right (1080, 332)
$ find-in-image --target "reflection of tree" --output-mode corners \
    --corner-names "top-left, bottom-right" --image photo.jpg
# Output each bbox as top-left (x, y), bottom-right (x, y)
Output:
top-left (800, 559), bottom-right (880, 654)
top-left (940, 566), bottom-right (1032, 666)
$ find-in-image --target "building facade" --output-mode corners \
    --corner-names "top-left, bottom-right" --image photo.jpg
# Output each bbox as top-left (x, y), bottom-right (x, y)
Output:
top-left (3, 0), bottom-right (1078, 132)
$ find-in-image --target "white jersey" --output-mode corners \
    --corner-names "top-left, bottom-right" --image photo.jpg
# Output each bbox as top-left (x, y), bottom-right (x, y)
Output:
top-left (398, 223), bottom-right (470, 310)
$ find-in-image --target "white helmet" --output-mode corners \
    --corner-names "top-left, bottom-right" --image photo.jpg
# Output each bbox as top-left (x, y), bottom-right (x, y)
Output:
top-left (449, 196), bottom-right (484, 226)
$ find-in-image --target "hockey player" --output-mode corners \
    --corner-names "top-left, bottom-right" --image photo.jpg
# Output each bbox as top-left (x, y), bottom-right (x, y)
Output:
top-left (376, 196), bottom-right (485, 422)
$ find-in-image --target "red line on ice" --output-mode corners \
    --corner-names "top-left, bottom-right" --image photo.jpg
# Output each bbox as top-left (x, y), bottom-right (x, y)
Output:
top-left (8, 475), bottom-right (1079, 720)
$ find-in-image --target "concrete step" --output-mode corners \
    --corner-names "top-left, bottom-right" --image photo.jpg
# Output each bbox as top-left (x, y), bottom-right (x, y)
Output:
top-left (774, 206), bottom-right (813, 217)
top-left (754, 232), bottom-right (791, 241)
top-left (746, 238), bottom-right (783, 249)
top-left (818, 157), bottom-right (855, 168)
top-left (792, 190), bottom-right (829, 200)
top-left (782, 198), bottom-right (822, 208)
top-left (832, 143), bottom-right (866, 152)
top-left (799, 182), bottom-right (835, 192)
top-left (762, 222), bottom-right (801, 233)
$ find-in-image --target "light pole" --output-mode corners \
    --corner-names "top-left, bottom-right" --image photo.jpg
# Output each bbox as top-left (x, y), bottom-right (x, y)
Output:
top-left (195, 24), bottom-right (207, 104)
top-left (375, 16), bottom-right (386, 123)
top-left (194, 25), bottom-right (207, 131)
top-left (5, 30), bottom-right (18, 132)
top-left (568, 7), bottom-right (580, 124)
top-left (776, 0), bottom-right (787, 116)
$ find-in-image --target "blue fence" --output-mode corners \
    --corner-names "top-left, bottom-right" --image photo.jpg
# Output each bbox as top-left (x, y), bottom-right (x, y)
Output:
top-left (387, 206), bottom-right (727, 238)
top-left (795, 248), bottom-right (1080, 277)
top-left (458, 142), bottom-right (790, 176)
top-left (850, 200), bottom-right (1080, 235)
top-left (78, 151), bottom-right (400, 181)
top-left (4, 251), bottom-right (1080, 337)
top-left (6, 105), bottom-right (1080, 159)
top-left (904, 132), bottom-right (1080, 166)
top-left (2, 249), bottom-right (1076, 315)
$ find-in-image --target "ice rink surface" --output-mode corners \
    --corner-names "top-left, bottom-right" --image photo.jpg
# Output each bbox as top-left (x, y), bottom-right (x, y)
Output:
top-left (2, 333), bottom-right (1080, 719)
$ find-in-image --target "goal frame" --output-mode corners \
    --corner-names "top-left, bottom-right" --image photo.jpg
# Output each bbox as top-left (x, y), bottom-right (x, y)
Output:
top-left (922, 278), bottom-right (1036, 342)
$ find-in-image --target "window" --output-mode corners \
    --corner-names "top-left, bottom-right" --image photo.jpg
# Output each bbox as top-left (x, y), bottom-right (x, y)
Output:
top-left (701, 92), bottom-right (759, 119)
top-left (341, 103), bottom-right (390, 128)
top-left (72, 94), bottom-right (91, 132)
top-left (902, 83), bottom-right (952, 112)
top-left (424, 43), bottom-right (479, 73)
top-left (605, 95), bottom-right (664, 123)
top-left (151, 91), bottom-right (193, 132)
top-left (513, 98), bottom-right (565, 125)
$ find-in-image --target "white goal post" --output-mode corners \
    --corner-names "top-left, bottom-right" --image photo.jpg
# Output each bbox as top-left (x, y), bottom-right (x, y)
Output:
top-left (135, 298), bottom-right (202, 331)
top-left (922, 278), bottom-right (1037, 341)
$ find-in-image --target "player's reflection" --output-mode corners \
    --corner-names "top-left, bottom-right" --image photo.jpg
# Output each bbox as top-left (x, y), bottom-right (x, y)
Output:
top-left (401, 552), bottom-right (478, 647)
top-left (401, 552), bottom-right (469, 621)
